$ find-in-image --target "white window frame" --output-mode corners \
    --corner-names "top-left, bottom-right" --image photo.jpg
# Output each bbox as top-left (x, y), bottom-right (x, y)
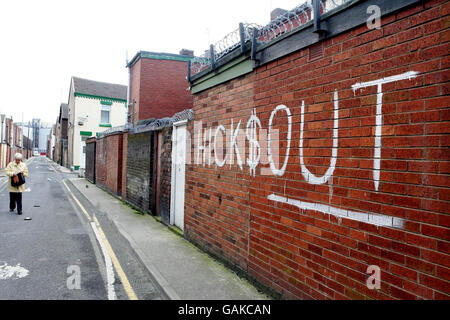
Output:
top-left (100, 104), bottom-right (111, 125)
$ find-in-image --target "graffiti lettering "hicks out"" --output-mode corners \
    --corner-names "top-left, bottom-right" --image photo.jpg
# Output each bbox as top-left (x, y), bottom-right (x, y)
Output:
top-left (192, 72), bottom-right (419, 229)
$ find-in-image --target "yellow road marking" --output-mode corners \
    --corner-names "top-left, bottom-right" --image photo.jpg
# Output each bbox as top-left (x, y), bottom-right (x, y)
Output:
top-left (62, 180), bottom-right (91, 221)
top-left (92, 216), bottom-right (138, 300)
top-left (62, 179), bottom-right (138, 300)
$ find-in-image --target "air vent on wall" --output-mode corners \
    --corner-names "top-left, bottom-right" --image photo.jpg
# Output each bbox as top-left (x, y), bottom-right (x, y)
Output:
top-left (309, 42), bottom-right (323, 61)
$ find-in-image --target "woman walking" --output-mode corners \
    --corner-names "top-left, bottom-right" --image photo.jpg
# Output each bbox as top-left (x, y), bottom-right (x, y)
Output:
top-left (5, 153), bottom-right (29, 215)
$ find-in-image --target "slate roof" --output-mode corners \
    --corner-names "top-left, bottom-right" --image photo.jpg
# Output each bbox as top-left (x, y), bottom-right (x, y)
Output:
top-left (60, 103), bottom-right (68, 120)
top-left (72, 77), bottom-right (127, 101)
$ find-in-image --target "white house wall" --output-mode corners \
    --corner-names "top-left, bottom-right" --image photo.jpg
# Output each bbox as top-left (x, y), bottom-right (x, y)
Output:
top-left (70, 96), bottom-right (126, 169)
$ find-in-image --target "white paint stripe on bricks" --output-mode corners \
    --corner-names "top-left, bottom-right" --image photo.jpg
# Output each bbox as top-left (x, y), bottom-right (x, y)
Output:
top-left (90, 221), bottom-right (117, 300)
top-left (268, 194), bottom-right (404, 228)
top-left (351, 71), bottom-right (419, 90)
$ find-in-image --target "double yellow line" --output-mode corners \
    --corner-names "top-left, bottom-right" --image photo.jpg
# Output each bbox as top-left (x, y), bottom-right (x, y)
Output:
top-left (62, 180), bottom-right (138, 300)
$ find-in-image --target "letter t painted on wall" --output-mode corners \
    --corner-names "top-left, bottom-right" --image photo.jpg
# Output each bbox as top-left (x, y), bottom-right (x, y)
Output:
top-left (352, 71), bottom-right (418, 191)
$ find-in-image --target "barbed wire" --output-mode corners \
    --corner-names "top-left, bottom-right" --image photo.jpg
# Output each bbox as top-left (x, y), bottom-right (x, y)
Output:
top-left (96, 110), bottom-right (194, 137)
top-left (96, 124), bottom-right (128, 138)
top-left (258, 2), bottom-right (313, 44)
top-left (132, 109), bottom-right (194, 134)
top-left (321, 0), bottom-right (351, 14)
top-left (190, 23), bottom-right (261, 76)
top-left (190, 0), bottom-right (352, 77)
top-left (213, 23), bottom-right (261, 60)
top-left (190, 56), bottom-right (211, 76)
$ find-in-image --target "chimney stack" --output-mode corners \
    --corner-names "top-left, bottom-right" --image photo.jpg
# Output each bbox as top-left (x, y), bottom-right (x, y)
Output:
top-left (270, 8), bottom-right (288, 20)
top-left (179, 49), bottom-right (194, 57)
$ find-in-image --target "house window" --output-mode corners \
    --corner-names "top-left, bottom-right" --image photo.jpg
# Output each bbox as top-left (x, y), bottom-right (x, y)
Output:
top-left (100, 104), bottom-right (111, 124)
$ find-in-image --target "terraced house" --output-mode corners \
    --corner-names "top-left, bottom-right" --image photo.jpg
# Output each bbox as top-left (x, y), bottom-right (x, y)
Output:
top-left (67, 76), bottom-right (127, 171)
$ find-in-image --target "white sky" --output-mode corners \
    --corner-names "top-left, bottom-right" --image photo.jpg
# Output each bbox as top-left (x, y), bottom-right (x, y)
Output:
top-left (0, 0), bottom-right (303, 124)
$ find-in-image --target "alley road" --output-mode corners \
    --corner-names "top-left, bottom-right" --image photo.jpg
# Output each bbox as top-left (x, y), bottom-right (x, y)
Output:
top-left (0, 156), bottom-right (163, 300)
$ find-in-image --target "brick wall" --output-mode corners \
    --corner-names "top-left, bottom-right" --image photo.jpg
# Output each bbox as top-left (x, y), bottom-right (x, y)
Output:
top-left (185, 0), bottom-right (450, 299)
top-left (54, 123), bottom-right (60, 163)
top-left (130, 59), bottom-right (141, 125)
top-left (96, 133), bottom-right (123, 195)
top-left (121, 131), bottom-right (128, 198)
top-left (129, 57), bottom-right (193, 123)
top-left (125, 128), bottom-right (173, 219)
top-left (126, 131), bottom-right (153, 212)
top-left (96, 138), bottom-right (106, 187)
top-left (158, 127), bottom-right (173, 224)
top-left (90, 126), bottom-right (173, 220)
top-left (185, 74), bottom-right (255, 274)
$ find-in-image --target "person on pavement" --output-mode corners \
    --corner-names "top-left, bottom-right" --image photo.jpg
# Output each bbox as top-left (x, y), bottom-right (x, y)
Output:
top-left (5, 153), bottom-right (29, 215)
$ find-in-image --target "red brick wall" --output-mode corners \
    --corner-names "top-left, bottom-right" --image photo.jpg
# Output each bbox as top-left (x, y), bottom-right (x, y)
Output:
top-left (129, 57), bottom-right (193, 123)
top-left (96, 133), bottom-right (123, 195)
top-left (129, 59), bottom-right (141, 126)
top-left (185, 74), bottom-right (255, 273)
top-left (96, 138), bottom-right (106, 186)
top-left (121, 131), bottom-right (128, 198)
top-left (7, 146), bottom-right (11, 164)
top-left (185, 0), bottom-right (449, 300)
top-left (158, 127), bottom-right (173, 224)
top-left (13, 124), bottom-right (21, 147)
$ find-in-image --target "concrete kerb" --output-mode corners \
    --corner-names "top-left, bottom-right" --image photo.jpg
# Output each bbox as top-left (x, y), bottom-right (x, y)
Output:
top-left (112, 222), bottom-right (181, 300)
top-left (68, 177), bottom-right (272, 300)
top-left (65, 178), bottom-right (180, 300)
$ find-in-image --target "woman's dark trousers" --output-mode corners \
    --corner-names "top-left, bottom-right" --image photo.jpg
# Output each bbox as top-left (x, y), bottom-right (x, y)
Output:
top-left (9, 192), bottom-right (22, 214)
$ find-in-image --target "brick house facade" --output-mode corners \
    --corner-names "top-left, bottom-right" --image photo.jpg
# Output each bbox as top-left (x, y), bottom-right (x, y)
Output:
top-left (127, 51), bottom-right (194, 125)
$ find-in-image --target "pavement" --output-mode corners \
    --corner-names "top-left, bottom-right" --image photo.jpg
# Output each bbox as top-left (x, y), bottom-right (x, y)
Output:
top-left (65, 172), bottom-right (270, 300)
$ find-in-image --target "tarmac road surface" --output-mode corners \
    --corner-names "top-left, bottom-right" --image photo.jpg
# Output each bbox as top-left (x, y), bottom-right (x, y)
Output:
top-left (0, 156), bottom-right (164, 300)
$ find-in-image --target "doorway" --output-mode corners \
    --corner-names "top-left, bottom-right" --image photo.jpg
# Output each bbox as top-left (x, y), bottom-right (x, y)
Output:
top-left (80, 137), bottom-right (88, 169)
top-left (170, 120), bottom-right (187, 231)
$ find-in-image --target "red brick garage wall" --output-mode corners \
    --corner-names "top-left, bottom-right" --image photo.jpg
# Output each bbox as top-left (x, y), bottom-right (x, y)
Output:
top-left (96, 133), bottom-right (123, 195)
top-left (185, 0), bottom-right (449, 300)
top-left (95, 138), bottom-right (106, 186)
top-left (121, 131), bottom-right (128, 198)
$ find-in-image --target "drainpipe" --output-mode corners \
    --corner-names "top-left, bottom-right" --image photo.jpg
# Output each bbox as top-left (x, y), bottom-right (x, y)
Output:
top-left (0, 115), bottom-right (4, 167)
top-left (126, 53), bottom-right (131, 128)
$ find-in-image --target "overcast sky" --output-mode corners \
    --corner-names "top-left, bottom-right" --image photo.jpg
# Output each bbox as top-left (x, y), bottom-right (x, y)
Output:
top-left (0, 0), bottom-right (304, 125)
